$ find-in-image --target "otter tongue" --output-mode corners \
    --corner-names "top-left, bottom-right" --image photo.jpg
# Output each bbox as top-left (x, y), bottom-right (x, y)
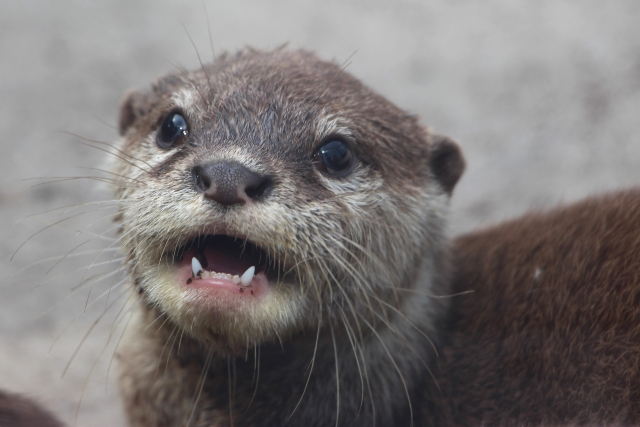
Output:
top-left (201, 244), bottom-right (254, 276)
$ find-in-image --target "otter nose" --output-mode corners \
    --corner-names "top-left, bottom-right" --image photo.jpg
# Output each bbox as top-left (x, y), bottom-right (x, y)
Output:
top-left (192, 162), bottom-right (272, 206)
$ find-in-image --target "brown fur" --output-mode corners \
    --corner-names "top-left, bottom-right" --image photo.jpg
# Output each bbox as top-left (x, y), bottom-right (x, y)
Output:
top-left (424, 189), bottom-right (640, 426)
top-left (0, 391), bottom-right (64, 427)
top-left (112, 48), bottom-right (464, 426)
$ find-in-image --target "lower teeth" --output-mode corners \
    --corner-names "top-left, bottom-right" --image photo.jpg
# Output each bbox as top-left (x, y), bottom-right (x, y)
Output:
top-left (189, 258), bottom-right (255, 287)
top-left (200, 270), bottom-right (242, 284)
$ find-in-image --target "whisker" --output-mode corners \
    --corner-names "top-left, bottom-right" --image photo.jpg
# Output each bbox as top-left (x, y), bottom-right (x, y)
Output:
top-left (62, 287), bottom-right (129, 378)
top-left (48, 277), bottom-right (128, 352)
top-left (155, 324), bottom-right (179, 380)
top-left (329, 233), bottom-right (401, 307)
top-left (106, 299), bottom-right (137, 391)
top-left (142, 312), bottom-right (166, 333)
top-left (247, 344), bottom-right (260, 410)
top-left (70, 261), bottom-right (126, 291)
top-left (288, 317), bottom-right (321, 420)
top-left (202, 1), bottom-right (215, 61)
top-left (75, 140), bottom-right (151, 176)
top-left (229, 358), bottom-right (235, 427)
top-left (185, 347), bottom-right (213, 427)
top-left (90, 114), bottom-right (118, 131)
top-left (61, 131), bottom-right (154, 170)
top-left (329, 321), bottom-right (340, 427)
top-left (14, 199), bottom-right (123, 224)
top-left (1, 248), bottom-right (119, 285)
top-left (337, 307), bottom-right (366, 416)
top-left (373, 295), bottom-right (438, 357)
top-left (317, 49), bottom-right (358, 100)
top-left (357, 312), bottom-right (414, 427)
top-left (46, 223), bottom-right (123, 275)
top-left (12, 210), bottom-right (103, 261)
top-left (166, 60), bottom-right (209, 106)
top-left (19, 265), bottom-right (126, 338)
top-left (383, 288), bottom-right (475, 298)
top-left (78, 167), bottom-right (146, 185)
top-left (75, 295), bottom-right (132, 423)
top-left (181, 22), bottom-right (213, 100)
top-left (26, 176), bottom-right (117, 188)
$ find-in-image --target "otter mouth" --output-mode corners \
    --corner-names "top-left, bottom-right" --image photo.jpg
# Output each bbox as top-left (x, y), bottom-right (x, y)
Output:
top-left (173, 235), bottom-right (278, 297)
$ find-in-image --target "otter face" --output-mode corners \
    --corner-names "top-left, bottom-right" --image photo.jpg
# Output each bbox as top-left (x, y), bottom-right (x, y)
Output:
top-left (112, 49), bottom-right (464, 353)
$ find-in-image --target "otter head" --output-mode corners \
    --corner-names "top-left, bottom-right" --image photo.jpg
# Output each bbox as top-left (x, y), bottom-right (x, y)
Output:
top-left (112, 48), bottom-right (464, 354)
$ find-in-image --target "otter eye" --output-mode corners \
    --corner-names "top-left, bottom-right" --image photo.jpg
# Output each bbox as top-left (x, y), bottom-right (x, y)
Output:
top-left (157, 112), bottom-right (188, 149)
top-left (312, 139), bottom-right (356, 177)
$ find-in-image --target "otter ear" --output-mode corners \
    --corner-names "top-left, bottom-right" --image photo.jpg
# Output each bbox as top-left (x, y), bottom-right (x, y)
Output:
top-left (428, 133), bottom-right (465, 195)
top-left (118, 89), bottom-right (149, 136)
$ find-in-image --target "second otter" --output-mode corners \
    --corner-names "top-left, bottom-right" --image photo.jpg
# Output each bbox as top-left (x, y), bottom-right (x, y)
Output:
top-left (425, 189), bottom-right (640, 426)
top-left (113, 48), bottom-right (464, 426)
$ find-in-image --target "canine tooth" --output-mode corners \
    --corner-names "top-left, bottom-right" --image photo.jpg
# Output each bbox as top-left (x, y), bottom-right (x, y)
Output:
top-left (192, 257), bottom-right (203, 277)
top-left (241, 266), bottom-right (255, 286)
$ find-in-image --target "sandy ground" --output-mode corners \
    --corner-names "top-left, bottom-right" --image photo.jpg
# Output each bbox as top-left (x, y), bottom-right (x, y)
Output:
top-left (1, 1), bottom-right (639, 425)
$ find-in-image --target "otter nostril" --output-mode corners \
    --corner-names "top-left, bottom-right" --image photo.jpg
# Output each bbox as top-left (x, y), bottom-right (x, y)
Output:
top-left (245, 177), bottom-right (273, 201)
top-left (192, 166), bottom-right (212, 193)
top-left (192, 162), bottom-right (272, 206)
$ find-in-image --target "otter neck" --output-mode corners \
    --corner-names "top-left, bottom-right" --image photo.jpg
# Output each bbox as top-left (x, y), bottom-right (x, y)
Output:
top-left (135, 253), bottom-right (445, 427)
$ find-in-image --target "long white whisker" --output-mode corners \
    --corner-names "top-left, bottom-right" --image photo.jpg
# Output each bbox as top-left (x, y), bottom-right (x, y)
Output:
top-left (329, 321), bottom-right (340, 427)
top-left (357, 312), bottom-right (414, 427)
top-left (185, 347), bottom-right (214, 427)
top-left (62, 286), bottom-right (130, 378)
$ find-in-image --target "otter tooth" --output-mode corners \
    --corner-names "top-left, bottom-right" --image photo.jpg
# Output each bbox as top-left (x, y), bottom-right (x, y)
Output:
top-left (192, 257), bottom-right (203, 277)
top-left (241, 266), bottom-right (255, 286)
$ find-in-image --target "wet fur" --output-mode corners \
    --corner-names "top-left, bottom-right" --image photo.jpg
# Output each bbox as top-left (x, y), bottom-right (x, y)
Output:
top-left (112, 48), bottom-right (464, 426)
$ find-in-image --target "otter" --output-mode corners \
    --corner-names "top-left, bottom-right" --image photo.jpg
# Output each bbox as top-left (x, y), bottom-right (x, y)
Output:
top-left (0, 391), bottom-right (64, 427)
top-left (112, 48), bottom-right (464, 426)
top-left (424, 189), bottom-right (640, 426)
top-left (109, 46), bottom-right (640, 427)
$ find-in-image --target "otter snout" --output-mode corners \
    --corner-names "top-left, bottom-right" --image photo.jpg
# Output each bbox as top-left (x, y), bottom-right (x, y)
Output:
top-left (192, 162), bottom-right (273, 206)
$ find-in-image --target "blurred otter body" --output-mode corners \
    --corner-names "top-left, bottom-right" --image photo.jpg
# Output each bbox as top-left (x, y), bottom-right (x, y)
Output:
top-left (425, 190), bottom-right (640, 426)
top-left (0, 391), bottom-right (64, 427)
top-left (112, 48), bottom-right (464, 426)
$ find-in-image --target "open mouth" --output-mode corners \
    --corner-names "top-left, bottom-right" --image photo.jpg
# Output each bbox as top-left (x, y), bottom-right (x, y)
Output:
top-left (173, 235), bottom-right (277, 298)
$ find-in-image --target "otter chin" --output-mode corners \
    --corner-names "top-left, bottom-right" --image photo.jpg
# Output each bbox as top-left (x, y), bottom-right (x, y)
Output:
top-left (112, 47), bottom-right (464, 426)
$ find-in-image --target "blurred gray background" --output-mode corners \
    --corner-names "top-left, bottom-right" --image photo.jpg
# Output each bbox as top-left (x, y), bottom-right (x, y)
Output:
top-left (1, 1), bottom-right (639, 425)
